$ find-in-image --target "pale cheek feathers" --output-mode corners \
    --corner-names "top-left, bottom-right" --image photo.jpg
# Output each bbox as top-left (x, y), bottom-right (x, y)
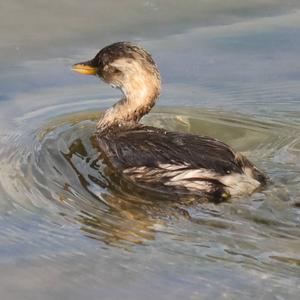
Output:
top-left (110, 58), bottom-right (160, 99)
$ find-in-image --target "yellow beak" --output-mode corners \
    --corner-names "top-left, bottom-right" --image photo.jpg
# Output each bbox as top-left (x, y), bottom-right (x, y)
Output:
top-left (72, 63), bottom-right (97, 75)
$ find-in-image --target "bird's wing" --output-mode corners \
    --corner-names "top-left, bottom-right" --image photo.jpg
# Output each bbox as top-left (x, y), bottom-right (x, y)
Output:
top-left (98, 126), bottom-right (245, 175)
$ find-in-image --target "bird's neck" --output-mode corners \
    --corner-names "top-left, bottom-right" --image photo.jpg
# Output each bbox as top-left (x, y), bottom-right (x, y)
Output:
top-left (96, 73), bottom-right (160, 133)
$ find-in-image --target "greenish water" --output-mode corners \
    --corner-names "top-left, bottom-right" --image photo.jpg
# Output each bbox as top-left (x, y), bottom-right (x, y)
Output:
top-left (0, 1), bottom-right (300, 299)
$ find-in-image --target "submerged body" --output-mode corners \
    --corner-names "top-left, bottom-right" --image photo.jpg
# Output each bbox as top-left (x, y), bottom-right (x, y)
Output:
top-left (73, 42), bottom-right (266, 201)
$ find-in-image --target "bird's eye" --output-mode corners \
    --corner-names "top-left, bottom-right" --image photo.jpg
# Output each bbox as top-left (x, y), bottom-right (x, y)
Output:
top-left (104, 64), bottom-right (121, 75)
top-left (111, 67), bottom-right (122, 74)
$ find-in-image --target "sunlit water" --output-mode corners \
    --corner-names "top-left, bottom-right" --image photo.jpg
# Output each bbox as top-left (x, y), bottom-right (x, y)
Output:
top-left (1, 1), bottom-right (300, 299)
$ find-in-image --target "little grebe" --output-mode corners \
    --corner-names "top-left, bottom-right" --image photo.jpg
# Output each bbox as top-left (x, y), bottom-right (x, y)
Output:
top-left (72, 42), bottom-right (266, 201)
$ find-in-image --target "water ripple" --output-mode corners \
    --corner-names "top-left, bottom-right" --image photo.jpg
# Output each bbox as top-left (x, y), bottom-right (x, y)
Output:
top-left (0, 105), bottom-right (299, 272)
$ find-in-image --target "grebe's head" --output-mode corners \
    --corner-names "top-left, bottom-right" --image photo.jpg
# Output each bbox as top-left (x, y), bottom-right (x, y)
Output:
top-left (72, 42), bottom-right (161, 101)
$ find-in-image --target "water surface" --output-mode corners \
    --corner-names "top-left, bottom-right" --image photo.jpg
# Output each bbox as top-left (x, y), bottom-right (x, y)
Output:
top-left (1, 1), bottom-right (300, 299)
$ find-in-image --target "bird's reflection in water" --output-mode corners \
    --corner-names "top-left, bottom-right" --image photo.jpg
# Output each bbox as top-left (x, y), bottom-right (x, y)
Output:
top-left (61, 136), bottom-right (189, 247)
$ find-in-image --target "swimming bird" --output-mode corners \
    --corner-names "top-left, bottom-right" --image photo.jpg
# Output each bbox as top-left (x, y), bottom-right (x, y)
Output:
top-left (72, 42), bottom-right (266, 202)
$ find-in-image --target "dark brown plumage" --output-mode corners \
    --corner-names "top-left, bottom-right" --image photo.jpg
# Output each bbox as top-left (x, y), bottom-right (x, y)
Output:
top-left (72, 42), bottom-right (266, 201)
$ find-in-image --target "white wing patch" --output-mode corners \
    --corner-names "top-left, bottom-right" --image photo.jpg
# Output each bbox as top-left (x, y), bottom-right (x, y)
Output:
top-left (123, 164), bottom-right (261, 197)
